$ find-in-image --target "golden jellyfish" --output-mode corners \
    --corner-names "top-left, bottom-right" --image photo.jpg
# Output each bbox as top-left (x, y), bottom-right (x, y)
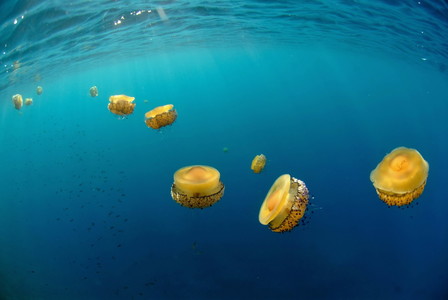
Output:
top-left (12, 94), bottom-right (23, 110)
top-left (171, 165), bottom-right (225, 208)
top-left (259, 174), bottom-right (309, 233)
top-left (89, 86), bottom-right (98, 97)
top-left (251, 154), bottom-right (266, 173)
top-left (145, 104), bottom-right (177, 129)
top-left (370, 147), bottom-right (429, 206)
top-left (24, 98), bottom-right (33, 106)
top-left (36, 86), bottom-right (43, 95)
top-left (108, 94), bottom-right (135, 116)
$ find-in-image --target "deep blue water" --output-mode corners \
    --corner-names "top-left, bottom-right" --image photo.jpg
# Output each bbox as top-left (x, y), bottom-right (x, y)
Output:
top-left (1, 1), bottom-right (448, 299)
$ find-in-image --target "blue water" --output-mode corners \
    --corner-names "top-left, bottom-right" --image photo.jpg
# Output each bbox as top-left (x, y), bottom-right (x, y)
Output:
top-left (1, 1), bottom-right (448, 299)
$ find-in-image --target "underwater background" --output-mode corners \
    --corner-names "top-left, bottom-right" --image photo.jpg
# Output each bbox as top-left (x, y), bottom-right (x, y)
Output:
top-left (1, 1), bottom-right (448, 299)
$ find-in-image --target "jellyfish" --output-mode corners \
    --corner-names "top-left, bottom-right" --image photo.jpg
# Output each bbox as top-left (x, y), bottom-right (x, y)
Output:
top-left (108, 94), bottom-right (135, 116)
top-left (259, 174), bottom-right (309, 233)
top-left (251, 154), bottom-right (266, 173)
top-left (145, 104), bottom-right (177, 129)
top-left (90, 86), bottom-right (98, 97)
top-left (171, 165), bottom-right (225, 208)
top-left (13, 60), bottom-right (20, 70)
top-left (370, 147), bottom-right (429, 206)
top-left (24, 98), bottom-right (33, 106)
top-left (12, 94), bottom-right (23, 110)
top-left (36, 86), bottom-right (43, 95)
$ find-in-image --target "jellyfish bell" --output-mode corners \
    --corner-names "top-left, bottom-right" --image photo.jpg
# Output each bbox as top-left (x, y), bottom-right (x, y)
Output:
top-left (251, 154), bottom-right (266, 173)
top-left (36, 86), bottom-right (43, 95)
top-left (24, 98), bottom-right (33, 106)
top-left (145, 104), bottom-right (177, 129)
top-left (108, 94), bottom-right (135, 116)
top-left (12, 94), bottom-right (23, 110)
top-left (370, 147), bottom-right (429, 206)
top-left (171, 165), bottom-right (224, 208)
top-left (89, 86), bottom-right (98, 97)
top-left (259, 174), bottom-right (309, 233)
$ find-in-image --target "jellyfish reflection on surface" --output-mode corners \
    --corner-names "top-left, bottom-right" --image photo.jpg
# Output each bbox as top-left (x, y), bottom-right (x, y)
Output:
top-left (259, 174), bottom-right (309, 233)
top-left (251, 154), bottom-right (266, 173)
top-left (171, 165), bottom-right (224, 208)
top-left (370, 147), bottom-right (429, 206)
top-left (108, 94), bottom-right (135, 116)
top-left (145, 104), bottom-right (177, 129)
top-left (12, 94), bottom-right (23, 110)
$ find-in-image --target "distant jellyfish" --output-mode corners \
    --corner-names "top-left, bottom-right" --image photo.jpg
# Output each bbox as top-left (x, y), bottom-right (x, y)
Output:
top-left (222, 147), bottom-right (229, 153)
top-left (36, 86), bottom-right (43, 95)
top-left (13, 60), bottom-right (20, 70)
top-left (251, 154), bottom-right (266, 173)
top-left (171, 165), bottom-right (225, 208)
top-left (12, 94), bottom-right (23, 110)
top-left (370, 147), bottom-right (429, 206)
top-left (24, 98), bottom-right (33, 106)
top-left (145, 104), bottom-right (177, 129)
top-left (108, 94), bottom-right (135, 116)
top-left (259, 174), bottom-right (309, 233)
top-left (89, 86), bottom-right (98, 97)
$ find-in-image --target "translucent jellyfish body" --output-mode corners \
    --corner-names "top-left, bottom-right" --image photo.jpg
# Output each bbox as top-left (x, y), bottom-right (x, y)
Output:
top-left (370, 147), bottom-right (429, 206)
top-left (251, 154), bottom-right (266, 173)
top-left (36, 86), bottom-right (43, 95)
top-left (24, 98), bottom-right (33, 106)
top-left (108, 95), bottom-right (135, 116)
top-left (145, 104), bottom-right (177, 129)
top-left (12, 94), bottom-right (23, 110)
top-left (171, 165), bottom-right (224, 208)
top-left (90, 86), bottom-right (98, 97)
top-left (259, 174), bottom-right (309, 233)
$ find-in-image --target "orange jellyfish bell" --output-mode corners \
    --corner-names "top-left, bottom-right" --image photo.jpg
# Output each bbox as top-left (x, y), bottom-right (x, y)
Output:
top-left (251, 154), bottom-right (266, 173)
top-left (259, 174), bottom-right (309, 233)
top-left (171, 165), bottom-right (224, 208)
top-left (145, 104), bottom-right (177, 129)
top-left (370, 147), bottom-right (429, 206)
top-left (108, 94), bottom-right (135, 116)
top-left (12, 94), bottom-right (23, 110)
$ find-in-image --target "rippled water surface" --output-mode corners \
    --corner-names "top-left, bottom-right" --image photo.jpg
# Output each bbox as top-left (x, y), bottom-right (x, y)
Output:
top-left (1, 0), bottom-right (448, 90)
top-left (1, 1), bottom-right (448, 299)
